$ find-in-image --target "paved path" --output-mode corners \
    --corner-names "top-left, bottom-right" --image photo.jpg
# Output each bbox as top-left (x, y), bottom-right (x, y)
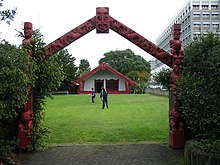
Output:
top-left (17, 143), bottom-right (184, 165)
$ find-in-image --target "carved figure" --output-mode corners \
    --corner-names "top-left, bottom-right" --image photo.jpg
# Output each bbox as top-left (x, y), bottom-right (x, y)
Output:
top-left (170, 97), bottom-right (181, 131)
top-left (22, 22), bottom-right (33, 45)
top-left (171, 64), bottom-right (181, 91)
top-left (170, 24), bottom-right (183, 56)
top-left (96, 7), bottom-right (110, 33)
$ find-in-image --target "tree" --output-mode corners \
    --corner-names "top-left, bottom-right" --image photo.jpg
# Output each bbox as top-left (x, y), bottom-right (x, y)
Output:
top-left (0, 41), bottom-right (32, 162)
top-left (127, 71), bottom-right (151, 93)
top-left (55, 49), bottom-right (78, 91)
top-left (177, 33), bottom-right (220, 147)
top-left (99, 49), bottom-right (150, 76)
top-left (153, 68), bottom-right (172, 89)
top-left (26, 29), bottom-right (64, 150)
top-left (0, 0), bottom-right (17, 25)
top-left (78, 59), bottom-right (91, 76)
top-left (99, 49), bottom-right (151, 93)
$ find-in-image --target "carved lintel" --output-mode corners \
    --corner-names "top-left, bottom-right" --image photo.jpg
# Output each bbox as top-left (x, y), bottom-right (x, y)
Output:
top-left (110, 16), bottom-right (173, 68)
top-left (47, 17), bottom-right (96, 55)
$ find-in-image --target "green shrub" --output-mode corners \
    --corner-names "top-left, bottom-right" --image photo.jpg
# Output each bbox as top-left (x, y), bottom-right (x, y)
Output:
top-left (23, 29), bottom-right (64, 150)
top-left (0, 29), bottom-right (64, 162)
top-left (0, 42), bottom-right (32, 161)
top-left (177, 33), bottom-right (220, 141)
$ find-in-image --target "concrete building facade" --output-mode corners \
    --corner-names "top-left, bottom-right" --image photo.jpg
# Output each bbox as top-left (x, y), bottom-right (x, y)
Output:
top-left (151, 0), bottom-right (220, 76)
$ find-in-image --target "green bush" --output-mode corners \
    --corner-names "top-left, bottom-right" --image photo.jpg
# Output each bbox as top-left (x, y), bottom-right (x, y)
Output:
top-left (0, 42), bottom-right (32, 161)
top-left (23, 29), bottom-right (64, 150)
top-left (177, 33), bottom-right (220, 141)
top-left (0, 30), bottom-right (64, 162)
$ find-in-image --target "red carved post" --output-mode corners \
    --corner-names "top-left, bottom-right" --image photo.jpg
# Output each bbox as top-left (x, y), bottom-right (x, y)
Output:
top-left (17, 22), bottom-right (34, 149)
top-left (169, 24), bottom-right (184, 148)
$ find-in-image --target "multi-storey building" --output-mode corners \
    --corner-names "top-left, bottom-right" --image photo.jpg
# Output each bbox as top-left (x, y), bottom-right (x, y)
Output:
top-left (151, 0), bottom-right (220, 76)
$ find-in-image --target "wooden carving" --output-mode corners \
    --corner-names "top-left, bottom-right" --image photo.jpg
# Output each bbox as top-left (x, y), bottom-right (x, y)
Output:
top-left (47, 17), bottom-right (96, 55)
top-left (109, 16), bottom-right (173, 68)
top-left (96, 7), bottom-right (110, 33)
top-left (169, 24), bottom-right (184, 148)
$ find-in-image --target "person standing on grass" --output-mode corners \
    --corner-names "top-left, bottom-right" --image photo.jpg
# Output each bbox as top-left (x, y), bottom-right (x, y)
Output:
top-left (91, 88), bottom-right (96, 103)
top-left (100, 87), bottom-right (108, 109)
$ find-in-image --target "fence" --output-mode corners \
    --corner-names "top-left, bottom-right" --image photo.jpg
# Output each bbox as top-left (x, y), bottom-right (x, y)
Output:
top-left (51, 90), bottom-right (69, 95)
top-left (145, 88), bottom-right (169, 96)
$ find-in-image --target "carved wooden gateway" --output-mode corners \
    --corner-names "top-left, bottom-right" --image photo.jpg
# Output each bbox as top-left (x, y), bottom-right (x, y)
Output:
top-left (20, 7), bottom-right (184, 149)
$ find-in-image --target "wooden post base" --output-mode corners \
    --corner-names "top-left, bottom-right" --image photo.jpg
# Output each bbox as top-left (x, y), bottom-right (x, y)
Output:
top-left (169, 130), bottom-right (185, 149)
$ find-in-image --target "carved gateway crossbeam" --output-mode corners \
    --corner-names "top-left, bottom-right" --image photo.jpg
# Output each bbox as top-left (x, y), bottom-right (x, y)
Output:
top-left (109, 17), bottom-right (172, 67)
top-left (47, 17), bottom-right (96, 55)
top-left (47, 7), bottom-right (173, 68)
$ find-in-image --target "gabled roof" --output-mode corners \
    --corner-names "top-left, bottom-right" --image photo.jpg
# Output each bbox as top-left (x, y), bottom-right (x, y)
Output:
top-left (78, 62), bottom-right (138, 87)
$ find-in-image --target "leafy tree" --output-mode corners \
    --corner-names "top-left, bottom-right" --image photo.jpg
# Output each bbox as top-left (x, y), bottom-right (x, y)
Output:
top-left (99, 49), bottom-right (150, 76)
top-left (78, 59), bottom-right (91, 76)
top-left (0, 28), bottom-right (64, 163)
top-left (99, 49), bottom-right (151, 93)
top-left (153, 68), bottom-right (172, 89)
top-left (56, 49), bottom-right (78, 91)
top-left (127, 71), bottom-right (151, 93)
top-left (177, 33), bottom-right (220, 143)
top-left (0, 41), bottom-right (32, 162)
top-left (25, 29), bottom-right (64, 150)
top-left (0, 0), bottom-right (17, 25)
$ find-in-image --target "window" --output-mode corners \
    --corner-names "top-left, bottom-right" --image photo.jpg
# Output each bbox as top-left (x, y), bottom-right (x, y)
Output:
top-left (193, 5), bottom-right (200, 9)
top-left (212, 23), bottom-right (219, 27)
top-left (193, 22), bottom-right (201, 27)
top-left (212, 13), bottom-right (219, 18)
top-left (211, 5), bottom-right (218, 9)
top-left (203, 23), bottom-right (210, 27)
top-left (106, 79), bottom-right (118, 90)
top-left (202, 5), bottom-right (209, 10)
top-left (202, 13), bottom-right (210, 17)
top-left (193, 12), bottom-right (200, 17)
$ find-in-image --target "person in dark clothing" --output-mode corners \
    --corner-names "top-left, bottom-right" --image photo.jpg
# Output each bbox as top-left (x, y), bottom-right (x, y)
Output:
top-left (91, 88), bottom-right (96, 103)
top-left (100, 87), bottom-right (108, 109)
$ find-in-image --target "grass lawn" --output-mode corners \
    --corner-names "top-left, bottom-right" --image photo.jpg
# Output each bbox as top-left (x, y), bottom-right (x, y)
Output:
top-left (44, 94), bottom-right (169, 146)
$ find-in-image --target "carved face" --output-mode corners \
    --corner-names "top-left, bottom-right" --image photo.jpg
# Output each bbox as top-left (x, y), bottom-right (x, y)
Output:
top-left (96, 7), bottom-right (109, 33)
top-left (173, 30), bottom-right (181, 40)
top-left (24, 22), bottom-right (33, 39)
top-left (173, 64), bottom-right (181, 74)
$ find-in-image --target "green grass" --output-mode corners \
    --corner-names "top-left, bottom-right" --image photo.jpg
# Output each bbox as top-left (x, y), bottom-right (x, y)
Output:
top-left (44, 94), bottom-right (169, 146)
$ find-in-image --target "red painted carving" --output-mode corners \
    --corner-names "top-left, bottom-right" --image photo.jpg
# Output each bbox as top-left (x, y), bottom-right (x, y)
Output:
top-left (169, 24), bottom-right (184, 148)
top-left (22, 22), bottom-right (33, 46)
top-left (17, 86), bottom-right (33, 148)
top-left (17, 22), bottom-right (34, 149)
top-left (17, 94), bottom-right (34, 148)
top-left (109, 16), bottom-right (173, 68)
top-left (170, 24), bottom-right (183, 57)
top-left (96, 7), bottom-right (110, 33)
top-left (47, 17), bottom-right (96, 55)
top-left (22, 22), bottom-right (33, 56)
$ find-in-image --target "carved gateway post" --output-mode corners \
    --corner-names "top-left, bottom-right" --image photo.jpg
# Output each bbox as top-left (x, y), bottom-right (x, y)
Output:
top-left (20, 8), bottom-right (185, 149)
top-left (17, 22), bottom-right (34, 149)
top-left (169, 24), bottom-right (184, 148)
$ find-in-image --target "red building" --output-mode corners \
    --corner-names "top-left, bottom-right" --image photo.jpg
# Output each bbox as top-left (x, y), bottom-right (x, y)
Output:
top-left (71, 62), bottom-right (138, 94)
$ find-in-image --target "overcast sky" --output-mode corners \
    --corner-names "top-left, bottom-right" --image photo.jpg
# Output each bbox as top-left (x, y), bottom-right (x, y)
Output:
top-left (1, 0), bottom-right (187, 69)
